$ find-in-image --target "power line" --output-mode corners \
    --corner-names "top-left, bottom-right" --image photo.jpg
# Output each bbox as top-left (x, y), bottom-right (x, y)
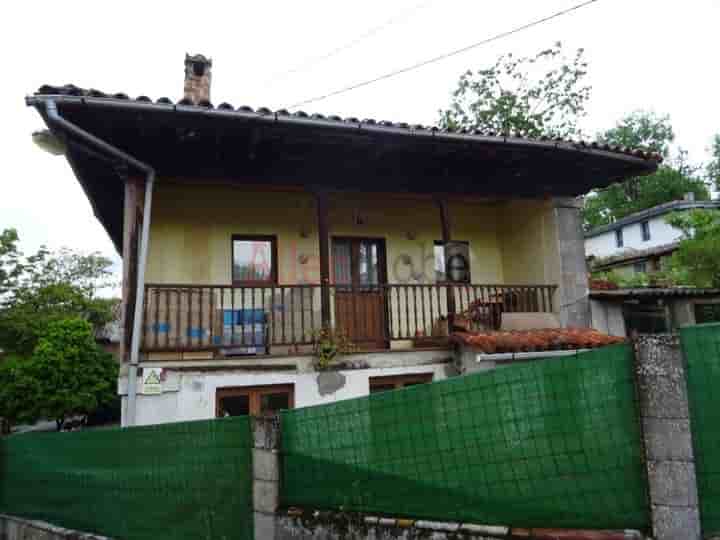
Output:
top-left (263, 0), bottom-right (435, 88)
top-left (285, 0), bottom-right (600, 110)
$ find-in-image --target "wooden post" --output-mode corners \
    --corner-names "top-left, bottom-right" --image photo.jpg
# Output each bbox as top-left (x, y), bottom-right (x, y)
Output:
top-left (120, 176), bottom-right (143, 363)
top-left (436, 197), bottom-right (456, 329)
top-left (316, 190), bottom-right (332, 328)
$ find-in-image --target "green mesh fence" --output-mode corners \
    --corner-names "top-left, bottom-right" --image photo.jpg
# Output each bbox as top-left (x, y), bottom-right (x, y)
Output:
top-left (281, 344), bottom-right (648, 530)
top-left (0, 416), bottom-right (253, 540)
top-left (681, 322), bottom-right (720, 536)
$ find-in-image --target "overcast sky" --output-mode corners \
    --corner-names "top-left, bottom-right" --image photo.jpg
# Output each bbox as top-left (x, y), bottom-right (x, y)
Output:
top-left (2, 0), bottom-right (718, 272)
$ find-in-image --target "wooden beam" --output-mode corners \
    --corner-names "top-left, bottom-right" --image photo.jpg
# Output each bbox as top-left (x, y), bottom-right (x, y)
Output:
top-left (315, 190), bottom-right (332, 328)
top-left (436, 197), bottom-right (456, 328)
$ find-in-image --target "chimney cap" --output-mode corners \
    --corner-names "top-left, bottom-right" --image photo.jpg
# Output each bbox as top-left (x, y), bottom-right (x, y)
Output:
top-left (185, 53), bottom-right (212, 67)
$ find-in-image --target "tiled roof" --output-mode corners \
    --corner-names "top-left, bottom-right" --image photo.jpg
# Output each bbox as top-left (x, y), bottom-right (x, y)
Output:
top-left (33, 84), bottom-right (664, 164)
top-left (585, 199), bottom-right (720, 238)
top-left (590, 287), bottom-right (720, 299)
top-left (451, 328), bottom-right (625, 354)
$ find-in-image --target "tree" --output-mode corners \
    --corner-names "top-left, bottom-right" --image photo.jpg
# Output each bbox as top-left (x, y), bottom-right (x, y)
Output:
top-left (708, 134), bottom-right (720, 189)
top-left (439, 42), bottom-right (590, 139)
top-left (582, 112), bottom-right (711, 230)
top-left (0, 355), bottom-right (41, 429)
top-left (21, 318), bottom-right (117, 430)
top-left (0, 228), bottom-right (22, 296)
top-left (665, 209), bottom-right (720, 289)
top-left (0, 234), bottom-right (117, 356)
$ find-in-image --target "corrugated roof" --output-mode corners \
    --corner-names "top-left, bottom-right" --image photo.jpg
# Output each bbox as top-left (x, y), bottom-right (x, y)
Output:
top-left (589, 241), bottom-right (680, 269)
top-left (585, 200), bottom-right (720, 238)
top-left (32, 84), bottom-right (664, 164)
top-left (590, 287), bottom-right (720, 299)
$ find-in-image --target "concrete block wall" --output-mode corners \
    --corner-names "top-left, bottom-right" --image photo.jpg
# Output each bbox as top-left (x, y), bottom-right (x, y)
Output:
top-left (634, 334), bottom-right (701, 540)
top-left (553, 197), bottom-right (591, 328)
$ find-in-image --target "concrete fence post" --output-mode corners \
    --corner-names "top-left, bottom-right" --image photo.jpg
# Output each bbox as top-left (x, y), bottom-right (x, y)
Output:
top-left (253, 417), bottom-right (281, 540)
top-left (634, 335), bottom-right (701, 540)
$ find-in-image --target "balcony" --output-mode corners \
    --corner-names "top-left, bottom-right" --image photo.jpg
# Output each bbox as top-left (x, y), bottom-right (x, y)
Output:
top-left (141, 283), bottom-right (557, 355)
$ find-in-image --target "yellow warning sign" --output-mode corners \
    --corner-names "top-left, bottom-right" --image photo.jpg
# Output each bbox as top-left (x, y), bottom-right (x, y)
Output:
top-left (142, 368), bottom-right (162, 395)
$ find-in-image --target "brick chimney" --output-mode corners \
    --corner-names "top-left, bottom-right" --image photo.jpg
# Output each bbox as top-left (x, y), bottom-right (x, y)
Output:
top-left (183, 53), bottom-right (212, 105)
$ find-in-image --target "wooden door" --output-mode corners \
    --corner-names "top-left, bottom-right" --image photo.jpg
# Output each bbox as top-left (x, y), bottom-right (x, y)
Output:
top-left (332, 238), bottom-right (388, 350)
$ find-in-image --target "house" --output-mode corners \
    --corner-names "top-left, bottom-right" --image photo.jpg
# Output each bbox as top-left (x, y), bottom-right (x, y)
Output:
top-left (585, 195), bottom-right (720, 276)
top-left (591, 287), bottom-right (720, 336)
top-left (27, 54), bottom-right (660, 426)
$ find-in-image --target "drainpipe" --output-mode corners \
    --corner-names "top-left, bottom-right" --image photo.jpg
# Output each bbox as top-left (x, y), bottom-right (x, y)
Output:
top-left (42, 99), bottom-right (155, 427)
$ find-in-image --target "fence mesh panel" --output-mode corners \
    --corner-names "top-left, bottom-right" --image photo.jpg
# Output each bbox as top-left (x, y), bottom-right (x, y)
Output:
top-left (281, 344), bottom-right (648, 530)
top-left (681, 322), bottom-right (720, 536)
top-left (0, 416), bottom-right (253, 540)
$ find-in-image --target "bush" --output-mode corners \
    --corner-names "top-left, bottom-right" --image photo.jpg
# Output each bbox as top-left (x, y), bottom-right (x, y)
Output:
top-left (1, 318), bottom-right (118, 431)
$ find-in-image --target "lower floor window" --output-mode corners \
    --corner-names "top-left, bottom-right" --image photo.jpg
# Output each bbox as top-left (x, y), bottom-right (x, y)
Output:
top-left (695, 303), bottom-right (720, 324)
top-left (216, 384), bottom-right (294, 417)
top-left (369, 373), bottom-right (433, 394)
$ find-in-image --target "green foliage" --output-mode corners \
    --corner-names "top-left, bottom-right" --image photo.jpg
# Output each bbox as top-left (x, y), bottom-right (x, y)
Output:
top-left (0, 355), bottom-right (41, 427)
top-left (0, 228), bottom-right (22, 296)
top-left (708, 134), bottom-right (720, 189)
top-left (598, 110), bottom-right (675, 158)
top-left (310, 327), bottom-right (355, 371)
top-left (666, 209), bottom-right (720, 288)
top-left (439, 43), bottom-right (590, 139)
top-left (3, 318), bottom-right (118, 430)
top-left (582, 112), bottom-right (711, 230)
top-left (0, 231), bottom-right (117, 356)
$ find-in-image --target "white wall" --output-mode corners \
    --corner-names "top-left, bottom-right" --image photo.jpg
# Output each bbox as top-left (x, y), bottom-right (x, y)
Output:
top-left (586, 215), bottom-right (682, 258)
top-left (121, 363), bottom-right (450, 426)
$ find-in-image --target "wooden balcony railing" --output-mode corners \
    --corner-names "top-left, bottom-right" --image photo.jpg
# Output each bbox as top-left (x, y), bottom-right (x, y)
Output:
top-left (142, 283), bottom-right (557, 353)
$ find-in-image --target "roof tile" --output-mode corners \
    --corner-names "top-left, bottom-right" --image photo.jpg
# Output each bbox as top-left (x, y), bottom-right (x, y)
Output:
top-left (31, 83), bottom-right (665, 163)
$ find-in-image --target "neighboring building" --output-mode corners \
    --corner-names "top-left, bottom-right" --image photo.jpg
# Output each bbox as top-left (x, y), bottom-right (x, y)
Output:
top-left (95, 301), bottom-right (122, 360)
top-left (591, 287), bottom-right (720, 337)
top-left (585, 197), bottom-right (720, 276)
top-left (27, 54), bottom-right (660, 427)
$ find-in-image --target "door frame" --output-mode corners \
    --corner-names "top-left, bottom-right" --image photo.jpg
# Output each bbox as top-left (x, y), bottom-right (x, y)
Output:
top-left (331, 236), bottom-right (388, 286)
top-left (331, 236), bottom-right (389, 349)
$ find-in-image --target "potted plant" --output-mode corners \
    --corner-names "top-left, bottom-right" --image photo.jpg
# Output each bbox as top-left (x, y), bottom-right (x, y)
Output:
top-left (309, 327), bottom-right (355, 371)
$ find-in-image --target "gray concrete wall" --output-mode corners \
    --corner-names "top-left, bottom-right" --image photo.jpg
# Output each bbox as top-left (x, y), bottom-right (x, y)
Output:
top-left (553, 197), bottom-right (591, 328)
top-left (634, 334), bottom-right (701, 540)
top-left (0, 515), bottom-right (109, 540)
top-left (590, 299), bottom-right (627, 337)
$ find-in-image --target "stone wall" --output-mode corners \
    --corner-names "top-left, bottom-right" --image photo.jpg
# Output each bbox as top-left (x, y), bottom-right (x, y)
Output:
top-left (634, 334), bottom-right (701, 540)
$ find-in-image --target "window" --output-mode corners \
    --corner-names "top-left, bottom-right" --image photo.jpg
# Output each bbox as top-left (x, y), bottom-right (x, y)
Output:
top-left (615, 228), bottom-right (624, 248)
top-left (634, 261), bottom-right (647, 274)
top-left (369, 373), bottom-right (433, 394)
top-left (694, 303), bottom-right (720, 324)
top-left (232, 235), bottom-right (277, 285)
top-left (434, 240), bottom-right (470, 283)
top-left (216, 384), bottom-right (294, 417)
top-left (641, 220), bottom-right (651, 241)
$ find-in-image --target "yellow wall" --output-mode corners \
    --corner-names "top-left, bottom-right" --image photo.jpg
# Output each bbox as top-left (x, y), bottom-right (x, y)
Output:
top-left (146, 181), bottom-right (557, 287)
top-left (498, 200), bottom-right (560, 286)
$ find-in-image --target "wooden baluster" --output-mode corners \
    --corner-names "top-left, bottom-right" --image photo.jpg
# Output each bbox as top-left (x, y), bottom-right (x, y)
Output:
top-left (300, 286), bottom-right (306, 345)
top-left (281, 287), bottom-right (286, 345)
top-left (403, 286), bottom-right (410, 340)
top-left (308, 286), bottom-right (314, 342)
top-left (209, 286), bottom-right (215, 348)
top-left (289, 286), bottom-right (295, 345)
top-left (231, 287), bottom-right (235, 346)
top-left (154, 287), bottom-right (160, 349)
top-left (252, 286), bottom-right (257, 347)
top-left (143, 286), bottom-right (149, 350)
